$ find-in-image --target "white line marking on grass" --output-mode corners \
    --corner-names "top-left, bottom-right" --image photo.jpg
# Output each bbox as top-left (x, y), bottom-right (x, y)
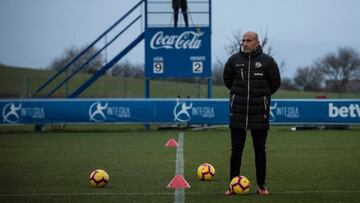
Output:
top-left (1, 190), bottom-right (360, 197)
top-left (272, 190), bottom-right (360, 194)
top-left (174, 132), bottom-right (185, 203)
top-left (0, 192), bottom-right (174, 197)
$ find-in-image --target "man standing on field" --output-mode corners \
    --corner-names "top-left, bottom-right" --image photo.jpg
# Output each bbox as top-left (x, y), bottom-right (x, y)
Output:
top-left (223, 31), bottom-right (281, 196)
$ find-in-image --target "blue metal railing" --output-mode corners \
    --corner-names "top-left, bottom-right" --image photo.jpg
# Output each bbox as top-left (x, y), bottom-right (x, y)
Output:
top-left (45, 15), bottom-right (142, 98)
top-left (69, 33), bottom-right (145, 98)
top-left (35, 0), bottom-right (145, 97)
top-left (146, 0), bottom-right (210, 28)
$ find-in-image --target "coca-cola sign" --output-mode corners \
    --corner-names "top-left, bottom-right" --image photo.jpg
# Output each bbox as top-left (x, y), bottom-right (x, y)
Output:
top-left (150, 31), bottom-right (203, 50)
top-left (145, 27), bottom-right (211, 77)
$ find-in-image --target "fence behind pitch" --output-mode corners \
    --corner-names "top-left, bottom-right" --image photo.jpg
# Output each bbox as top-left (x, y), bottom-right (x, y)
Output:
top-left (0, 99), bottom-right (359, 125)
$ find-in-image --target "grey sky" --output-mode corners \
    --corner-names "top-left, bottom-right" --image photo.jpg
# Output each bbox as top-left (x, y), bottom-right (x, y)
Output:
top-left (1, 0), bottom-right (359, 78)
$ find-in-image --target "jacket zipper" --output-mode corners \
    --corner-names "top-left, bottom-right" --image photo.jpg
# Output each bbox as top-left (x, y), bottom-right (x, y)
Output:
top-left (263, 96), bottom-right (268, 119)
top-left (241, 69), bottom-right (244, 80)
top-left (245, 56), bottom-right (251, 129)
top-left (230, 94), bottom-right (235, 109)
top-left (264, 96), bottom-right (268, 111)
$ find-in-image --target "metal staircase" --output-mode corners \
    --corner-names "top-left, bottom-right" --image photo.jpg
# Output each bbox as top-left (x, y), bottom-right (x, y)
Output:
top-left (35, 0), bottom-right (145, 98)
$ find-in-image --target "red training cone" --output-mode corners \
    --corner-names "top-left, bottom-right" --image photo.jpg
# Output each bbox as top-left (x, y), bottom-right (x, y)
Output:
top-left (167, 175), bottom-right (191, 189)
top-left (165, 138), bottom-right (178, 147)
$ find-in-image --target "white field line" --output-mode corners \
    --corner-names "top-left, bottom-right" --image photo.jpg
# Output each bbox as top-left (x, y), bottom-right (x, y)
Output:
top-left (174, 132), bottom-right (185, 203)
top-left (1, 190), bottom-right (360, 197)
top-left (0, 192), bottom-right (173, 197)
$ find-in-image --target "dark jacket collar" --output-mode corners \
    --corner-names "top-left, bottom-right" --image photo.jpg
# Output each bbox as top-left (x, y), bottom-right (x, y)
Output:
top-left (240, 46), bottom-right (263, 57)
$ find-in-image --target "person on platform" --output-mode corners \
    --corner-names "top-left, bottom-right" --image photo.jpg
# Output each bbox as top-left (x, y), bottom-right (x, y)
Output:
top-left (172, 0), bottom-right (189, 27)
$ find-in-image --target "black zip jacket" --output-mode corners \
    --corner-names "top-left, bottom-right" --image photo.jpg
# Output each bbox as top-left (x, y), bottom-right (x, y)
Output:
top-left (223, 46), bottom-right (281, 129)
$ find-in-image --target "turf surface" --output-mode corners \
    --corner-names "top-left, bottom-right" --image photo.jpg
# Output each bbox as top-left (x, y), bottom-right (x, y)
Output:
top-left (0, 126), bottom-right (360, 202)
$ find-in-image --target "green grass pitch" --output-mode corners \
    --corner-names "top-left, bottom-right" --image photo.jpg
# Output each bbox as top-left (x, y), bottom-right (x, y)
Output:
top-left (0, 126), bottom-right (360, 202)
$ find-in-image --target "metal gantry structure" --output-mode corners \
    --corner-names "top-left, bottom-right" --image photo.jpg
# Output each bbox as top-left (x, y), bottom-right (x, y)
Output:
top-left (35, 0), bottom-right (212, 99)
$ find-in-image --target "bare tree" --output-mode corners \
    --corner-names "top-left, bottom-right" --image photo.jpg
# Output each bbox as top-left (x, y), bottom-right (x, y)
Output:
top-left (294, 66), bottom-right (323, 91)
top-left (225, 29), bottom-right (272, 56)
top-left (280, 77), bottom-right (298, 90)
top-left (212, 59), bottom-right (225, 85)
top-left (315, 47), bottom-right (360, 97)
top-left (223, 29), bottom-right (285, 73)
top-left (49, 45), bottom-right (104, 74)
top-left (225, 30), bottom-right (243, 56)
top-left (111, 61), bottom-right (144, 78)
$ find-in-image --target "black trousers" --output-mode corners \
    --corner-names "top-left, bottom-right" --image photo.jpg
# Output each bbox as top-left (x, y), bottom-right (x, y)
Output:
top-left (173, 7), bottom-right (188, 27)
top-left (230, 128), bottom-right (268, 187)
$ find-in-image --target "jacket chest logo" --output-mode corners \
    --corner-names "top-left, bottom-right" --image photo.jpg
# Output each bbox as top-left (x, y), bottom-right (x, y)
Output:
top-left (235, 63), bottom-right (245, 67)
top-left (254, 72), bottom-right (264, 77)
top-left (255, 62), bottom-right (262, 68)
